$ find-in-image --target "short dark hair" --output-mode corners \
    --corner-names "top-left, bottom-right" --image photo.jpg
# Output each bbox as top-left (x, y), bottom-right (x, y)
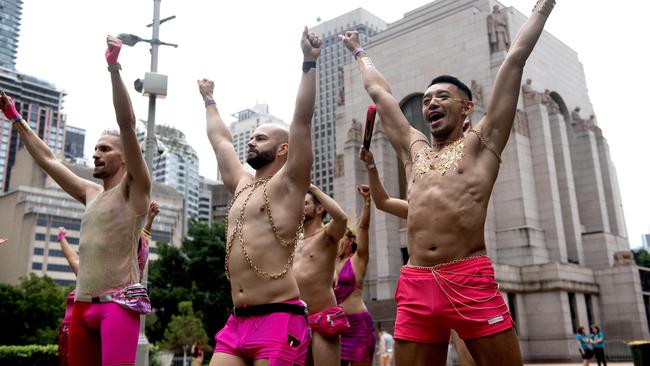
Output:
top-left (428, 75), bottom-right (472, 101)
top-left (307, 192), bottom-right (328, 220)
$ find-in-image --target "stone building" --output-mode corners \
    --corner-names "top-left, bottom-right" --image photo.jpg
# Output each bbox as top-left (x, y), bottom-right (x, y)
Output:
top-left (332, 0), bottom-right (647, 361)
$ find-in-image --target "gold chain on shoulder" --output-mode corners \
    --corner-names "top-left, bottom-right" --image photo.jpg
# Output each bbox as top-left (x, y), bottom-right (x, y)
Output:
top-left (468, 128), bottom-right (502, 163)
top-left (224, 176), bottom-right (305, 280)
top-left (407, 139), bottom-right (430, 162)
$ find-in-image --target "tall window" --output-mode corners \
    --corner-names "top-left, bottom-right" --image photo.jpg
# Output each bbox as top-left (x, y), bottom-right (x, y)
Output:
top-left (568, 292), bottom-right (578, 333)
top-left (585, 294), bottom-right (594, 327)
top-left (398, 94), bottom-right (428, 199)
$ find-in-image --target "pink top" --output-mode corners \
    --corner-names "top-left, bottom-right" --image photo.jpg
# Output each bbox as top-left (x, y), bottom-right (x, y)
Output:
top-left (334, 259), bottom-right (358, 304)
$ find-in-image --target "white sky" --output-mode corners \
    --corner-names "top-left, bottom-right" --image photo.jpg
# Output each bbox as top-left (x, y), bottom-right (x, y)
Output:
top-left (15, 0), bottom-right (650, 248)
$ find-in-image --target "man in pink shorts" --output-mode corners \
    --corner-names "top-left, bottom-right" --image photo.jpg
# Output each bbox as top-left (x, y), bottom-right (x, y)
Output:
top-left (1, 35), bottom-right (151, 366)
top-left (198, 27), bottom-right (321, 366)
top-left (341, 1), bottom-right (557, 364)
top-left (294, 185), bottom-right (349, 366)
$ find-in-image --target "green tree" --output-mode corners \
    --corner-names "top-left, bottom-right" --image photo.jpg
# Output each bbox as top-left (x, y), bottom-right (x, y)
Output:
top-left (633, 249), bottom-right (650, 267)
top-left (147, 220), bottom-right (231, 345)
top-left (0, 274), bottom-right (68, 345)
top-left (162, 301), bottom-right (208, 352)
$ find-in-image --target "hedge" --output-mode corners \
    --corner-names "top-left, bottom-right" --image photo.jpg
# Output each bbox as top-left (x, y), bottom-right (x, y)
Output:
top-left (0, 345), bottom-right (58, 366)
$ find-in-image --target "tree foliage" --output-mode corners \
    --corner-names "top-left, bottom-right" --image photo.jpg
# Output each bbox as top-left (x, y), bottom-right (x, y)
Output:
top-left (162, 301), bottom-right (208, 352)
top-left (633, 249), bottom-right (650, 268)
top-left (0, 274), bottom-right (68, 345)
top-left (147, 219), bottom-right (231, 346)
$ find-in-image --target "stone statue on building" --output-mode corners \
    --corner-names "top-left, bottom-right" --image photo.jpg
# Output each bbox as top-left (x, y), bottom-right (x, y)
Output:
top-left (337, 66), bottom-right (345, 106)
top-left (471, 80), bottom-right (484, 108)
top-left (613, 250), bottom-right (634, 266)
top-left (487, 5), bottom-right (510, 53)
top-left (348, 118), bottom-right (362, 141)
top-left (541, 89), bottom-right (560, 114)
top-left (571, 107), bottom-right (583, 125)
top-left (514, 109), bottom-right (530, 137)
top-left (521, 79), bottom-right (540, 106)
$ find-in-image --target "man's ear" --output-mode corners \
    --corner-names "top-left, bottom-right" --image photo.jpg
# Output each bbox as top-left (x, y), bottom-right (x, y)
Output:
top-left (277, 142), bottom-right (289, 157)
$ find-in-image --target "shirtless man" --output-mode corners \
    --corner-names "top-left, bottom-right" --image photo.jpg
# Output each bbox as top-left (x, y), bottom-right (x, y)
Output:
top-left (1, 35), bottom-right (151, 365)
top-left (199, 27), bottom-right (321, 366)
top-left (294, 185), bottom-right (348, 366)
top-left (341, 1), bottom-right (556, 364)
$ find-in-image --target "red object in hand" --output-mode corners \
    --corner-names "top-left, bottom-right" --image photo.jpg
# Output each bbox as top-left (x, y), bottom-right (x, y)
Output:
top-left (0, 93), bottom-right (21, 121)
top-left (105, 38), bottom-right (123, 65)
top-left (363, 105), bottom-right (377, 150)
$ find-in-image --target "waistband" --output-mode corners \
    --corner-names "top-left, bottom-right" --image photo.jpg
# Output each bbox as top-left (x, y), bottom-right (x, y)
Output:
top-left (402, 254), bottom-right (491, 275)
top-left (75, 294), bottom-right (113, 303)
top-left (234, 299), bottom-right (307, 318)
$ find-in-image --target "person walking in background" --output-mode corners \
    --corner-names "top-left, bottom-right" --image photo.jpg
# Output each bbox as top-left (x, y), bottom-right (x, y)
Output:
top-left (576, 326), bottom-right (593, 365)
top-left (378, 326), bottom-right (394, 366)
top-left (590, 325), bottom-right (606, 366)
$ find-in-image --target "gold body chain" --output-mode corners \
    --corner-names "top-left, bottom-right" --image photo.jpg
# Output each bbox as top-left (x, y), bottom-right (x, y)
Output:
top-left (468, 128), bottom-right (502, 163)
top-left (413, 137), bottom-right (465, 178)
top-left (224, 177), bottom-right (305, 280)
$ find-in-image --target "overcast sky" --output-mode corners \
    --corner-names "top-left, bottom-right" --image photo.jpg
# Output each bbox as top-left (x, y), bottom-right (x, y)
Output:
top-left (15, 0), bottom-right (650, 248)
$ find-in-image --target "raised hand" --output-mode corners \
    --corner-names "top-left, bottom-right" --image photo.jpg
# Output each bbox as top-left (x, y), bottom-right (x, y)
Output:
top-left (57, 227), bottom-right (66, 241)
top-left (0, 91), bottom-right (21, 121)
top-left (359, 147), bottom-right (375, 169)
top-left (301, 26), bottom-right (321, 61)
top-left (197, 79), bottom-right (215, 102)
top-left (149, 200), bottom-right (160, 219)
top-left (105, 35), bottom-right (123, 65)
top-left (338, 31), bottom-right (361, 53)
top-left (357, 184), bottom-right (371, 201)
top-left (0, 237), bottom-right (7, 246)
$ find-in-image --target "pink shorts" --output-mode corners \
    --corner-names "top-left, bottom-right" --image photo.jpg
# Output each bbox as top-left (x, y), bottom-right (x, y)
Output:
top-left (308, 305), bottom-right (350, 338)
top-left (395, 256), bottom-right (513, 343)
top-left (68, 301), bottom-right (140, 366)
top-left (214, 298), bottom-right (310, 365)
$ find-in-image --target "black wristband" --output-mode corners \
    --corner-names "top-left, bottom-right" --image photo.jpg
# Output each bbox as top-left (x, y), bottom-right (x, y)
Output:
top-left (302, 61), bottom-right (317, 73)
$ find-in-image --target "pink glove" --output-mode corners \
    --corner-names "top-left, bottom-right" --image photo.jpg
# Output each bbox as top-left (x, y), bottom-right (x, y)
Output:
top-left (0, 92), bottom-right (21, 121)
top-left (105, 38), bottom-right (123, 65)
top-left (57, 229), bottom-right (66, 241)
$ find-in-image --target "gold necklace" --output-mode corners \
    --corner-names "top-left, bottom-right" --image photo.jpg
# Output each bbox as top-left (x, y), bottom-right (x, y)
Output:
top-left (413, 136), bottom-right (465, 178)
top-left (300, 226), bottom-right (325, 240)
top-left (224, 177), bottom-right (305, 280)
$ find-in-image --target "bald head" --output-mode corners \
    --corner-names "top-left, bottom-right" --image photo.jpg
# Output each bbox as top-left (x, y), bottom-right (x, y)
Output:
top-left (255, 123), bottom-right (289, 144)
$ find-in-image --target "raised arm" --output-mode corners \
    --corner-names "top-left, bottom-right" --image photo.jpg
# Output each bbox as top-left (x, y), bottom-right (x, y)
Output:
top-left (198, 79), bottom-right (251, 193)
top-left (355, 185), bottom-right (372, 265)
top-left (339, 32), bottom-right (426, 162)
top-left (359, 147), bottom-right (408, 219)
top-left (308, 184), bottom-right (348, 243)
top-left (57, 227), bottom-right (79, 275)
top-left (1, 92), bottom-right (100, 204)
top-left (477, 0), bottom-right (555, 154)
top-left (282, 27), bottom-right (320, 188)
top-left (143, 200), bottom-right (160, 236)
top-left (106, 36), bottom-right (151, 214)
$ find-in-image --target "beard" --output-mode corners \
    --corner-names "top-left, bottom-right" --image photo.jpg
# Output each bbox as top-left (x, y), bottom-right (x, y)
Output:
top-left (246, 148), bottom-right (276, 170)
top-left (304, 208), bottom-right (317, 222)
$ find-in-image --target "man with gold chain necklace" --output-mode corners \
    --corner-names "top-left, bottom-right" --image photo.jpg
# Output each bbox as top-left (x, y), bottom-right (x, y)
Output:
top-left (293, 185), bottom-right (349, 366)
top-left (197, 27), bottom-right (321, 366)
top-left (340, 1), bottom-right (557, 365)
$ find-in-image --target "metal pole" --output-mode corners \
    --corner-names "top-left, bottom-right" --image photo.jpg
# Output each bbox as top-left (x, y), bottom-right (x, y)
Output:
top-left (137, 2), bottom-right (161, 364)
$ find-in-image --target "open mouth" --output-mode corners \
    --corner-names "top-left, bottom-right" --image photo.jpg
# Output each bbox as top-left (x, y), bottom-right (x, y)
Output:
top-left (94, 162), bottom-right (105, 169)
top-left (429, 112), bottom-right (445, 123)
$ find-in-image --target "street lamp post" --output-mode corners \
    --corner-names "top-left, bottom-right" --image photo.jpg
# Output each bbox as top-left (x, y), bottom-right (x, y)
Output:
top-left (117, 1), bottom-right (177, 365)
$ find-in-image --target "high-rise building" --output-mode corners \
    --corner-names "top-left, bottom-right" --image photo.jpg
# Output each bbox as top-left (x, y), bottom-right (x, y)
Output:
top-left (643, 233), bottom-right (650, 250)
top-left (63, 125), bottom-right (85, 162)
top-left (138, 125), bottom-right (200, 232)
top-left (0, 149), bottom-right (184, 286)
top-left (0, 0), bottom-right (22, 69)
top-left (332, 0), bottom-right (648, 361)
top-left (211, 182), bottom-right (231, 225)
top-left (310, 9), bottom-right (387, 196)
top-left (198, 176), bottom-right (219, 225)
top-left (229, 103), bottom-right (286, 169)
top-left (0, 67), bottom-right (66, 191)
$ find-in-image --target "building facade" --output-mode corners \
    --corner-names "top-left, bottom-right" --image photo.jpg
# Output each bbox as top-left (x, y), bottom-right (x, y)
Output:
top-left (138, 125), bottom-right (200, 232)
top-left (198, 176), bottom-right (219, 225)
top-left (0, 66), bottom-right (66, 191)
top-left (0, 149), bottom-right (184, 286)
top-left (332, 0), bottom-right (647, 361)
top-left (0, 0), bottom-right (22, 69)
top-left (63, 125), bottom-right (85, 162)
top-left (310, 9), bottom-right (387, 196)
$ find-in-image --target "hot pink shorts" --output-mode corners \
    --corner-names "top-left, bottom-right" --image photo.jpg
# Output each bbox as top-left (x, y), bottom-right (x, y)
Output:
top-left (214, 298), bottom-right (310, 365)
top-left (395, 256), bottom-right (513, 343)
